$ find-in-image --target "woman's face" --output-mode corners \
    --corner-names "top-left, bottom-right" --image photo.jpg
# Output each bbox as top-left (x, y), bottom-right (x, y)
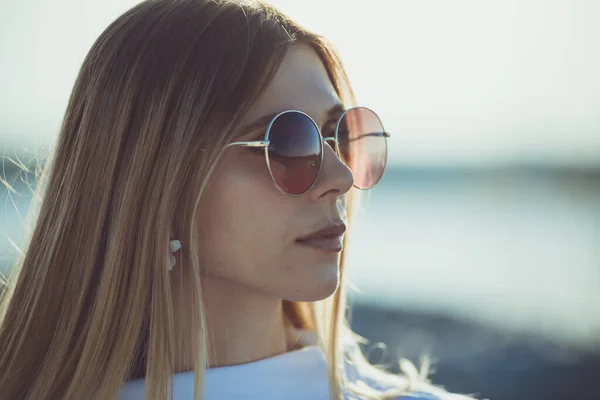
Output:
top-left (196, 43), bottom-right (354, 302)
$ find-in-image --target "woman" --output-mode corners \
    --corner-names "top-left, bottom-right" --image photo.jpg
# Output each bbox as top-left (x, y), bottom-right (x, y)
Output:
top-left (0, 0), bottom-right (479, 399)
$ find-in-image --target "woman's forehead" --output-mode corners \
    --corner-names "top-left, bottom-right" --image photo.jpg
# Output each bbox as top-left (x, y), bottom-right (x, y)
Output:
top-left (241, 43), bottom-right (342, 129)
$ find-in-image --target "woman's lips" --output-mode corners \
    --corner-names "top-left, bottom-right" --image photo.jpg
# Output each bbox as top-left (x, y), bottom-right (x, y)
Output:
top-left (295, 222), bottom-right (346, 253)
top-left (295, 235), bottom-right (344, 253)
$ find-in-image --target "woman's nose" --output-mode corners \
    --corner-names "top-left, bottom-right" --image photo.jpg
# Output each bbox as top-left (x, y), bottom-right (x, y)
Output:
top-left (307, 139), bottom-right (354, 201)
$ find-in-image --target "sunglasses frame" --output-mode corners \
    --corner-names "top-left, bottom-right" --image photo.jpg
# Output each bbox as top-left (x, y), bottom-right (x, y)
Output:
top-left (225, 106), bottom-right (391, 197)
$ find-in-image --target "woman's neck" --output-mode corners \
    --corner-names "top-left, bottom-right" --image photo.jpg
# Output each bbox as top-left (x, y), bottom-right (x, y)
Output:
top-left (126, 273), bottom-right (317, 380)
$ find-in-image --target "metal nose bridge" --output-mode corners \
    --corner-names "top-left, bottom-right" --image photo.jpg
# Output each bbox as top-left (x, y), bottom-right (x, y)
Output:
top-left (321, 137), bottom-right (344, 163)
top-left (322, 136), bottom-right (338, 152)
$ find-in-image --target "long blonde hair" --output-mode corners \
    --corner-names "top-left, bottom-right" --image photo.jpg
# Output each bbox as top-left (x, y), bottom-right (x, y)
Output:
top-left (0, 1), bottom-right (474, 399)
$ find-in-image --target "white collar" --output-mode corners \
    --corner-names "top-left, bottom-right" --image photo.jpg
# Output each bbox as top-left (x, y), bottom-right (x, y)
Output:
top-left (118, 345), bottom-right (330, 400)
top-left (117, 341), bottom-right (453, 400)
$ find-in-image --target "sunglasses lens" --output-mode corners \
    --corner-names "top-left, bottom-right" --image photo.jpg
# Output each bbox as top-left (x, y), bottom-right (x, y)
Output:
top-left (337, 107), bottom-right (387, 189)
top-left (267, 111), bottom-right (322, 195)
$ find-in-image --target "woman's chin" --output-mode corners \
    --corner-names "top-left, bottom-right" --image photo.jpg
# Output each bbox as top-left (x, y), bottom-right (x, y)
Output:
top-left (284, 264), bottom-right (340, 302)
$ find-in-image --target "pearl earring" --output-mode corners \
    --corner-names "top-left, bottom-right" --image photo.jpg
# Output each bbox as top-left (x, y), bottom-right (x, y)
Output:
top-left (168, 239), bottom-right (181, 271)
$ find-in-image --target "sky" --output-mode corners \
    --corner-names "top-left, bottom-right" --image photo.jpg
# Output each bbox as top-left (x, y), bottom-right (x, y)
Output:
top-left (1, 0), bottom-right (599, 167)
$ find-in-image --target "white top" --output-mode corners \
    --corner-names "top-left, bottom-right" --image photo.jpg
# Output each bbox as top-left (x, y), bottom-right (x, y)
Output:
top-left (118, 344), bottom-right (473, 400)
top-left (119, 345), bottom-right (330, 400)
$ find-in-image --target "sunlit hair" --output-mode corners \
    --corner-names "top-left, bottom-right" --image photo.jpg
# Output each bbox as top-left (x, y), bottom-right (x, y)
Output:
top-left (0, 1), bottom-right (476, 399)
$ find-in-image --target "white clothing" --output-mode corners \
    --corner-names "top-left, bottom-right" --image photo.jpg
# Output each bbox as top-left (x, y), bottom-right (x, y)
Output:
top-left (118, 343), bottom-right (474, 400)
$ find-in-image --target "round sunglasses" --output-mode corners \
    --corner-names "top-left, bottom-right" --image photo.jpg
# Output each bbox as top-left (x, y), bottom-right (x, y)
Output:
top-left (225, 106), bottom-right (390, 196)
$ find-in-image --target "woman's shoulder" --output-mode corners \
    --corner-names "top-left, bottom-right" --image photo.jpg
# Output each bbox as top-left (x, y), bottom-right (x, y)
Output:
top-left (396, 392), bottom-right (469, 400)
top-left (341, 339), bottom-right (480, 400)
top-left (393, 388), bottom-right (479, 400)
top-left (345, 364), bottom-right (478, 400)
top-left (345, 365), bottom-right (478, 400)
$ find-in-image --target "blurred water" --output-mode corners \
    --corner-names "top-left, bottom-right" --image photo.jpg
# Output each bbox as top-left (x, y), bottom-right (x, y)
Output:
top-left (345, 166), bottom-right (600, 349)
top-left (2, 165), bottom-right (599, 350)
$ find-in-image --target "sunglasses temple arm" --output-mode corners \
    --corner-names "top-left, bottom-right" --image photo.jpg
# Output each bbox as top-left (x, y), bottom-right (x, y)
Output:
top-left (346, 132), bottom-right (391, 143)
top-left (226, 140), bottom-right (270, 148)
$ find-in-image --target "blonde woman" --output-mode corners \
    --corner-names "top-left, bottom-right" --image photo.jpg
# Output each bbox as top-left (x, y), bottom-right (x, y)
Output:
top-left (0, 1), bottom-right (479, 399)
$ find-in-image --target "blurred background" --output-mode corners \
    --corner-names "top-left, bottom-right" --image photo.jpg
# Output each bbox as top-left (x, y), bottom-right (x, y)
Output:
top-left (1, 1), bottom-right (599, 399)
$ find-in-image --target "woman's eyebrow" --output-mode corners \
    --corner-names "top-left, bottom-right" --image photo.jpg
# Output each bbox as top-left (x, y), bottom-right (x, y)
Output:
top-left (322, 103), bottom-right (346, 124)
top-left (238, 103), bottom-right (346, 138)
top-left (238, 111), bottom-right (281, 138)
